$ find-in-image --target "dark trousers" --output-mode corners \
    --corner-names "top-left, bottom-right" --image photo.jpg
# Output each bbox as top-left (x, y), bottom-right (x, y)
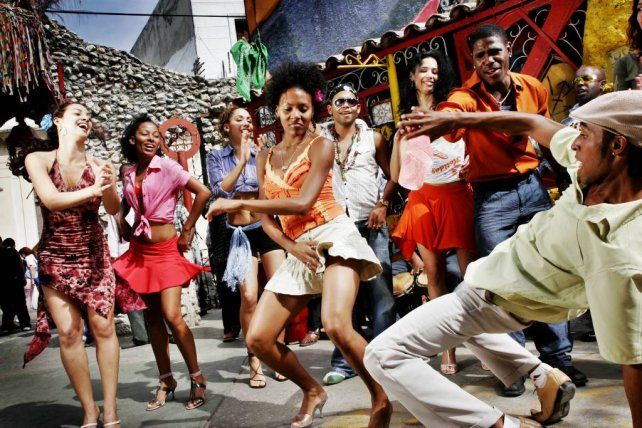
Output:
top-left (473, 173), bottom-right (572, 367)
top-left (1, 285), bottom-right (31, 330)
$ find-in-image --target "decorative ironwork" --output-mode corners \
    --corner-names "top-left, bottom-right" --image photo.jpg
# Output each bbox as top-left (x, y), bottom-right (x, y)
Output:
top-left (257, 105), bottom-right (275, 128)
top-left (507, 19), bottom-right (538, 73)
top-left (338, 53), bottom-right (387, 69)
top-left (393, 36), bottom-right (450, 68)
top-left (327, 67), bottom-right (389, 95)
top-left (556, 1), bottom-right (587, 68)
top-left (528, 4), bottom-right (551, 27)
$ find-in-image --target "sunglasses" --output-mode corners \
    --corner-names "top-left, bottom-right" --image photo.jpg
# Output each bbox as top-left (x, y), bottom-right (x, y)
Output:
top-left (573, 75), bottom-right (598, 85)
top-left (333, 98), bottom-right (359, 108)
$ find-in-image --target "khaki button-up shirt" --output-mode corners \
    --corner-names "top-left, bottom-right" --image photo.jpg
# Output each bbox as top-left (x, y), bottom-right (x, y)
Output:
top-left (465, 127), bottom-right (642, 363)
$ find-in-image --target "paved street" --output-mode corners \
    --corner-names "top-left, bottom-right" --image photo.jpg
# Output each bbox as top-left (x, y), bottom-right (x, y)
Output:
top-left (0, 310), bottom-right (632, 427)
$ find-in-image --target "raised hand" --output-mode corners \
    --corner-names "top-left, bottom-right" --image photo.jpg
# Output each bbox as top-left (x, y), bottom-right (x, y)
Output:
top-left (89, 158), bottom-right (114, 196)
top-left (256, 134), bottom-right (269, 151)
top-left (240, 130), bottom-right (252, 163)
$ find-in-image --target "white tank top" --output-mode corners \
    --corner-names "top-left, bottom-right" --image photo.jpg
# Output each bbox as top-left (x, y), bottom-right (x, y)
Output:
top-left (424, 137), bottom-right (466, 185)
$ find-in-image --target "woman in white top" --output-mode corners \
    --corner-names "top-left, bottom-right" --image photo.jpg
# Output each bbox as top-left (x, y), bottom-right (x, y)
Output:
top-left (19, 247), bottom-right (38, 308)
top-left (390, 51), bottom-right (476, 375)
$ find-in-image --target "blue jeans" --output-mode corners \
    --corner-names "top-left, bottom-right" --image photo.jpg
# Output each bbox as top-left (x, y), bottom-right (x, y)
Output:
top-left (330, 220), bottom-right (396, 377)
top-left (473, 173), bottom-right (572, 367)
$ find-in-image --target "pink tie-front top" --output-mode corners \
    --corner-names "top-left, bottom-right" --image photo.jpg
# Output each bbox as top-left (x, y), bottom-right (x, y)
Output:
top-left (122, 155), bottom-right (191, 239)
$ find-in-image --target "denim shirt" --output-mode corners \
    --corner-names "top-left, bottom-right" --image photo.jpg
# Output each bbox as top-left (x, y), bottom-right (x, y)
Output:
top-left (206, 145), bottom-right (258, 198)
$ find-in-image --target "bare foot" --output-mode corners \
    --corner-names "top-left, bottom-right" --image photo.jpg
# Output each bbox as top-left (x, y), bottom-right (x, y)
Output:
top-left (368, 399), bottom-right (393, 428)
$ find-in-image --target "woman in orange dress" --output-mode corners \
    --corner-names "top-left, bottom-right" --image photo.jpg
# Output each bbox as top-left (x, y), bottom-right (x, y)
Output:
top-left (391, 51), bottom-right (476, 375)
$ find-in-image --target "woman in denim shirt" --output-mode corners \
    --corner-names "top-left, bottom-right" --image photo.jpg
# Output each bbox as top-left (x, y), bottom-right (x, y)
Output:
top-left (207, 104), bottom-right (287, 388)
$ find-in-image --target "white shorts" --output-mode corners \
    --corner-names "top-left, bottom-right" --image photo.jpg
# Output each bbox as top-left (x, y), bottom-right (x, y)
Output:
top-left (265, 215), bottom-right (382, 295)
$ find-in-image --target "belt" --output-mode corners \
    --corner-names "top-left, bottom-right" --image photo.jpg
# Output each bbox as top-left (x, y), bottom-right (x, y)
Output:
top-left (472, 171), bottom-right (537, 193)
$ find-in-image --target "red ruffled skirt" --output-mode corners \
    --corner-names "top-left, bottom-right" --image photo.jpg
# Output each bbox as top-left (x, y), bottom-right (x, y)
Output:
top-left (392, 181), bottom-right (475, 260)
top-left (112, 236), bottom-right (203, 294)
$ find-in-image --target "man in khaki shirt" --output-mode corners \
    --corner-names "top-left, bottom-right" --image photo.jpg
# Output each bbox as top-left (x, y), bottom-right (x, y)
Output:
top-left (365, 91), bottom-right (642, 428)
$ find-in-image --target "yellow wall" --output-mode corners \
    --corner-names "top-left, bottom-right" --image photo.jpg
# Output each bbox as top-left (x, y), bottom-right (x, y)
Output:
top-left (583, 0), bottom-right (631, 80)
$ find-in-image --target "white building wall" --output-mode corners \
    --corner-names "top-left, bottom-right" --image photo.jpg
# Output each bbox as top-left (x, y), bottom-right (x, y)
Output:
top-left (191, 0), bottom-right (245, 79)
top-left (0, 141), bottom-right (40, 250)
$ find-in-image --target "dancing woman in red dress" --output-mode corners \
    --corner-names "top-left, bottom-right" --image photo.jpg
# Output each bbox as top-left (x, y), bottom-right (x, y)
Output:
top-left (22, 101), bottom-right (144, 428)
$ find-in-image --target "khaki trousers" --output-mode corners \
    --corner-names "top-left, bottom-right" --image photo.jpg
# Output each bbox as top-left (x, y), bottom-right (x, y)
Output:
top-left (364, 284), bottom-right (541, 427)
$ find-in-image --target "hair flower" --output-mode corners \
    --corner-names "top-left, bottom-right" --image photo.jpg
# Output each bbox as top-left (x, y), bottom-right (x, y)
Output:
top-left (40, 114), bottom-right (53, 131)
top-left (314, 89), bottom-right (325, 103)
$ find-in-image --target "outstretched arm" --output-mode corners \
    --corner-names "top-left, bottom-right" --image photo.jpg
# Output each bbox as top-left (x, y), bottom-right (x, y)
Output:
top-left (399, 111), bottom-right (565, 148)
top-left (207, 138), bottom-right (335, 217)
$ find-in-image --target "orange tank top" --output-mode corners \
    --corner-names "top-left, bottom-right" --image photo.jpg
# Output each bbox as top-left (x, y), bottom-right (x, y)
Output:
top-left (263, 136), bottom-right (345, 240)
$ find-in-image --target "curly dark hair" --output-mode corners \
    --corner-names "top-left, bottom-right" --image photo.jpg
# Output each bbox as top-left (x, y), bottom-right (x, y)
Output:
top-left (9, 100), bottom-right (77, 181)
top-left (468, 23), bottom-right (508, 51)
top-left (628, 0), bottom-right (642, 52)
top-left (264, 61), bottom-right (327, 121)
top-left (119, 114), bottom-right (163, 164)
top-left (399, 50), bottom-right (458, 115)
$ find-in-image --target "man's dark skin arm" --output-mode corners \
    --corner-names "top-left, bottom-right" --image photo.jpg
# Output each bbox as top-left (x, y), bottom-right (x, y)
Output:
top-left (399, 110), bottom-right (565, 148)
top-left (369, 131), bottom-right (396, 229)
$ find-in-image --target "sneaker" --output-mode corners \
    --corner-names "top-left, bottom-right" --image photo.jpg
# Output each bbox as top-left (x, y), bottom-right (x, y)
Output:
top-left (21, 326), bottom-right (32, 332)
top-left (556, 364), bottom-right (588, 387)
top-left (323, 371), bottom-right (346, 386)
top-left (501, 376), bottom-right (526, 397)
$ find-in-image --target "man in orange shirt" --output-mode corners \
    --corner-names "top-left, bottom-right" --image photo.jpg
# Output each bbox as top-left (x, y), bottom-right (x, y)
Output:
top-left (436, 24), bottom-right (586, 395)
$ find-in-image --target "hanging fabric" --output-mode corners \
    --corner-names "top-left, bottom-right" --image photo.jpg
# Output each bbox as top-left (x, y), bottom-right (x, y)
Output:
top-left (0, 2), bottom-right (57, 103)
top-left (230, 34), bottom-right (269, 101)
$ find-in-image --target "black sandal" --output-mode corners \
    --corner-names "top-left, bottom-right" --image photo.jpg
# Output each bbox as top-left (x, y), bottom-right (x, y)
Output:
top-left (185, 377), bottom-right (207, 410)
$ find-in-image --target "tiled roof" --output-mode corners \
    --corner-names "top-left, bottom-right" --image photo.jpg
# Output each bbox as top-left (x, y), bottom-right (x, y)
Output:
top-left (321, 0), bottom-right (509, 71)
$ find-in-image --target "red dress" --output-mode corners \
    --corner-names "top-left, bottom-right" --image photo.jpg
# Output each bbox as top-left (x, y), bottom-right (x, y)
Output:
top-left (24, 158), bottom-right (145, 366)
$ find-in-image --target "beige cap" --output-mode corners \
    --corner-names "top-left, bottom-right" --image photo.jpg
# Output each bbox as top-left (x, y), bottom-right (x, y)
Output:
top-left (570, 91), bottom-right (642, 147)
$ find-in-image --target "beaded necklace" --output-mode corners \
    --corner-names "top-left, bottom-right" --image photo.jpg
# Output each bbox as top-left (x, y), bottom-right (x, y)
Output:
top-left (331, 122), bottom-right (361, 182)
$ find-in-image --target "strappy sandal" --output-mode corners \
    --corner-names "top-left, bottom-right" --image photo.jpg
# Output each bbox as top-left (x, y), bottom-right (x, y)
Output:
top-left (299, 329), bottom-right (320, 347)
top-left (146, 376), bottom-right (177, 411)
top-left (248, 355), bottom-right (267, 388)
top-left (274, 371), bottom-right (288, 382)
top-left (185, 376), bottom-right (207, 410)
top-left (440, 350), bottom-right (459, 375)
top-left (102, 420), bottom-right (121, 428)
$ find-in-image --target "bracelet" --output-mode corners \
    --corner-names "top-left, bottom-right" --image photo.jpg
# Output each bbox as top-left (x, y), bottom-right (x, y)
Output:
top-left (378, 198), bottom-right (390, 208)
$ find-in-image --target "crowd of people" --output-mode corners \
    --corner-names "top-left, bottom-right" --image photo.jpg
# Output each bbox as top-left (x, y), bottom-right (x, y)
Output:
top-left (4, 4), bottom-right (642, 427)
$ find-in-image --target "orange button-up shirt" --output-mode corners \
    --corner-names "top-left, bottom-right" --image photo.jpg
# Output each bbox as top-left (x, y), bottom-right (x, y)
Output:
top-left (437, 71), bottom-right (549, 183)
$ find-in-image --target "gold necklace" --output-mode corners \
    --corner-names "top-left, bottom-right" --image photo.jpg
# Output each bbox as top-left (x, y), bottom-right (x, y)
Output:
top-left (279, 133), bottom-right (310, 172)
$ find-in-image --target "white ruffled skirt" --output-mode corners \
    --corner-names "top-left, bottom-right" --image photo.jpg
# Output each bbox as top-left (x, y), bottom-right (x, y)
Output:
top-left (265, 215), bottom-right (382, 295)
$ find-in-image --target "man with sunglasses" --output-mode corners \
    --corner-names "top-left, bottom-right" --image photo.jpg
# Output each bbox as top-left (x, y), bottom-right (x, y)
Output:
top-left (316, 84), bottom-right (396, 386)
top-left (366, 90), bottom-right (642, 428)
top-left (563, 66), bottom-right (607, 127)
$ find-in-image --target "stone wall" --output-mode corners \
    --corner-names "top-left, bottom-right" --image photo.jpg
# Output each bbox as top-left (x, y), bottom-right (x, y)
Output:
top-left (42, 18), bottom-right (238, 328)
top-left (44, 18), bottom-right (236, 164)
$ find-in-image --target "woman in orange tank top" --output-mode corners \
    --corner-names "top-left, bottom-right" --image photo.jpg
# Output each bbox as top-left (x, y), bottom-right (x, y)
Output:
top-left (207, 62), bottom-right (391, 428)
